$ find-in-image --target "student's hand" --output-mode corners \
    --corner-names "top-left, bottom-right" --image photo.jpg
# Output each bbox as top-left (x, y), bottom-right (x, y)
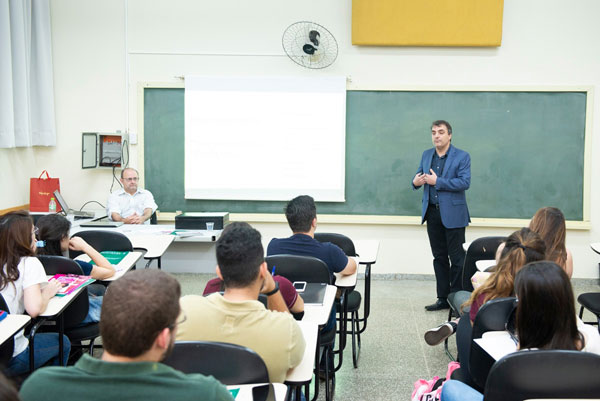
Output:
top-left (413, 173), bottom-right (426, 187)
top-left (424, 169), bottom-right (437, 186)
top-left (260, 272), bottom-right (277, 295)
top-left (43, 279), bottom-right (63, 298)
top-left (69, 237), bottom-right (90, 252)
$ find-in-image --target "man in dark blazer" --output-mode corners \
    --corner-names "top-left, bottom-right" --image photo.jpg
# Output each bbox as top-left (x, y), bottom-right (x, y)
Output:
top-left (412, 120), bottom-right (471, 311)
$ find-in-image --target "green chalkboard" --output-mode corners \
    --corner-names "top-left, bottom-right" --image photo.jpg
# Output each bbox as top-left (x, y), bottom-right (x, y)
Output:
top-left (144, 88), bottom-right (587, 220)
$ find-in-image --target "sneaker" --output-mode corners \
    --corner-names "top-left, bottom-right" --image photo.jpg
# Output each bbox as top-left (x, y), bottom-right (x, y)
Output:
top-left (424, 321), bottom-right (458, 346)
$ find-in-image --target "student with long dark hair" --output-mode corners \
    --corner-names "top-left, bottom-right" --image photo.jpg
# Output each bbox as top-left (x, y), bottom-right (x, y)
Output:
top-left (35, 214), bottom-right (115, 323)
top-left (515, 261), bottom-right (599, 352)
top-left (0, 211), bottom-right (70, 376)
top-left (440, 261), bottom-right (600, 401)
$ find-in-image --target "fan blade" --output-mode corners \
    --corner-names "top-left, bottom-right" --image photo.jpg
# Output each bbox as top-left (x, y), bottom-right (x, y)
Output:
top-left (309, 30), bottom-right (320, 46)
top-left (303, 44), bottom-right (317, 55)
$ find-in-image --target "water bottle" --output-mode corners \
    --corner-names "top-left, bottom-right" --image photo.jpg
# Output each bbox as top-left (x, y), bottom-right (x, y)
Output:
top-left (48, 197), bottom-right (57, 213)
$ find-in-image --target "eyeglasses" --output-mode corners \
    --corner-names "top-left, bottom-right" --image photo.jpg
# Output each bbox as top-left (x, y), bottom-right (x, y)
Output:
top-left (168, 312), bottom-right (187, 330)
top-left (123, 177), bottom-right (139, 182)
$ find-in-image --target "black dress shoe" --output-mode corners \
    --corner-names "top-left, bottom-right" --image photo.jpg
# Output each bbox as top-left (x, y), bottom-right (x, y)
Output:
top-left (425, 299), bottom-right (450, 311)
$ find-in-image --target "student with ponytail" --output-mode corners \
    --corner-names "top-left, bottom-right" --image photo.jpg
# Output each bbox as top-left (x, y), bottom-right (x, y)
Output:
top-left (464, 227), bottom-right (546, 322)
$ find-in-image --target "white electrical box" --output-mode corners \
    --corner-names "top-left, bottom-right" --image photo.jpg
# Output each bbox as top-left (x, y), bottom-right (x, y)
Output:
top-left (82, 132), bottom-right (129, 169)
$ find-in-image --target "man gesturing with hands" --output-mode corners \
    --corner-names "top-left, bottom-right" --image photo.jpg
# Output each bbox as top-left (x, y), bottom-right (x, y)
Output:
top-left (413, 120), bottom-right (471, 311)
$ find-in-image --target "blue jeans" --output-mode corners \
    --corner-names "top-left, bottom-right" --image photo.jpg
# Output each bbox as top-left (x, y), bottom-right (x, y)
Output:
top-left (6, 333), bottom-right (71, 376)
top-left (441, 380), bottom-right (483, 401)
top-left (80, 295), bottom-right (102, 325)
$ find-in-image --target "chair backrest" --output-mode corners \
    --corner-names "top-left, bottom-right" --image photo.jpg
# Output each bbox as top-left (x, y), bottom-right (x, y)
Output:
top-left (0, 294), bottom-right (14, 367)
top-left (314, 233), bottom-right (357, 257)
top-left (265, 254), bottom-right (331, 284)
top-left (37, 255), bottom-right (90, 328)
top-left (484, 350), bottom-right (600, 401)
top-left (162, 341), bottom-right (270, 385)
top-left (461, 236), bottom-right (507, 291)
top-left (469, 297), bottom-right (517, 390)
top-left (471, 297), bottom-right (517, 340)
top-left (69, 230), bottom-right (133, 259)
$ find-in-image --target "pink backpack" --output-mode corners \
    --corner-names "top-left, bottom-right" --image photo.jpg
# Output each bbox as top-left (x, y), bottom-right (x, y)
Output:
top-left (411, 361), bottom-right (460, 401)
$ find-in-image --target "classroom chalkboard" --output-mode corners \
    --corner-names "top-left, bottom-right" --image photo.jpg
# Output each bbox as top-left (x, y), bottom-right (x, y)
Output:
top-left (144, 88), bottom-right (587, 221)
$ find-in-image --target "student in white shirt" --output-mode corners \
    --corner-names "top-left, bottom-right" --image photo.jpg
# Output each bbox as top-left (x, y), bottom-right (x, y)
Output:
top-left (106, 167), bottom-right (157, 224)
top-left (0, 211), bottom-right (70, 376)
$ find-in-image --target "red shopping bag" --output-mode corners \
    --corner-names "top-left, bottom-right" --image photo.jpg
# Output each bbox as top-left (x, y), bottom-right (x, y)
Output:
top-left (29, 170), bottom-right (61, 212)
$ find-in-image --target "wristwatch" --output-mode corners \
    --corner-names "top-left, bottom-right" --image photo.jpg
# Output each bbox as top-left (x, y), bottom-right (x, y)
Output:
top-left (264, 282), bottom-right (280, 296)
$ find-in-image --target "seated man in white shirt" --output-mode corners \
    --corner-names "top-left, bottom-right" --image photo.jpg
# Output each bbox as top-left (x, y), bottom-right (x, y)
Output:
top-left (107, 167), bottom-right (157, 224)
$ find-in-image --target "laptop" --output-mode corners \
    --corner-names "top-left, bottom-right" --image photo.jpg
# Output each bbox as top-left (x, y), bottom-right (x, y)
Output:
top-left (79, 216), bottom-right (123, 228)
top-left (53, 190), bottom-right (95, 219)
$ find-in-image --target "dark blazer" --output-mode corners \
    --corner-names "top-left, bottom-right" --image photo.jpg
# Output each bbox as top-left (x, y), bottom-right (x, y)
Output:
top-left (412, 145), bottom-right (471, 228)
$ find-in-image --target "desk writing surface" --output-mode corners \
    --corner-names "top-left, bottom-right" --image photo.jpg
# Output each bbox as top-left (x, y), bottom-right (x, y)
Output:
top-left (42, 282), bottom-right (90, 317)
top-left (75, 252), bottom-right (143, 281)
top-left (334, 257), bottom-right (359, 288)
top-left (354, 240), bottom-right (379, 264)
top-left (226, 383), bottom-right (287, 401)
top-left (144, 87), bottom-right (588, 221)
top-left (126, 234), bottom-right (174, 258)
top-left (302, 285), bottom-right (336, 326)
top-left (0, 315), bottom-right (31, 345)
top-left (285, 320), bottom-right (318, 384)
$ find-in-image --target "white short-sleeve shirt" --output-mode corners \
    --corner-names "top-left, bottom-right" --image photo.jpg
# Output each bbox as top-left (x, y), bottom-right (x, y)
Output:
top-left (1, 257), bottom-right (48, 356)
top-left (106, 188), bottom-right (157, 224)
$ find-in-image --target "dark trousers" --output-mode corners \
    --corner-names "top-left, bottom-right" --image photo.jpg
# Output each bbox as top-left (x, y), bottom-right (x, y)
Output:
top-left (425, 204), bottom-right (466, 299)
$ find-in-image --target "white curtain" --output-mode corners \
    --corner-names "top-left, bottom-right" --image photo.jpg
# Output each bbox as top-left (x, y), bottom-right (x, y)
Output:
top-left (0, 0), bottom-right (55, 148)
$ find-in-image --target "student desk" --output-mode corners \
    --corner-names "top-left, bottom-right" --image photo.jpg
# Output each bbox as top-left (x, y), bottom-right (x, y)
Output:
top-left (302, 285), bottom-right (337, 325)
top-left (226, 383), bottom-right (288, 401)
top-left (34, 281), bottom-right (93, 369)
top-left (285, 320), bottom-right (318, 401)
top-left (125, 234), bottom-right (174, 268)
top-left (0, 315), bottom-right (31, 346)
top-left (74, 251), bottom-right (143, 281)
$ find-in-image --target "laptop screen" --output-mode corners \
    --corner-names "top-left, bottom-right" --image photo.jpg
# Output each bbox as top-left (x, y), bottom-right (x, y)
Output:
top-left (53, 190), bottom-right (68, 213)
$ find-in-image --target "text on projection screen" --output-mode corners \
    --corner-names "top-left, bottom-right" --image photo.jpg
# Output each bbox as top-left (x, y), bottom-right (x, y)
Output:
top-left (184, 76), bottom-right (346, 201)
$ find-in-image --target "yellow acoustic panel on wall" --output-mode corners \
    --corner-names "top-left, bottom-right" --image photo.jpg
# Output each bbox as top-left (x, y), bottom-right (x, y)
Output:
top-left (352, 0), bottom-right (504, 47)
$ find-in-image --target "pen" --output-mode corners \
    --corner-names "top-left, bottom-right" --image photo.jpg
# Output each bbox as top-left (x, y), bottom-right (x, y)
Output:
top-left (271, 266), bottom-right (276, 276)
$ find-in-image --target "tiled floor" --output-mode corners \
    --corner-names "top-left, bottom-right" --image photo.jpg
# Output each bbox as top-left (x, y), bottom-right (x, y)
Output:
top-left (173, 273), bottom-right (599, 401)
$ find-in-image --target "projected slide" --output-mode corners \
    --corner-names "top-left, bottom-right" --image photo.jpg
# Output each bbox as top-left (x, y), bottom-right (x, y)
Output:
top-left (184, 76), bottom-right (346, 202)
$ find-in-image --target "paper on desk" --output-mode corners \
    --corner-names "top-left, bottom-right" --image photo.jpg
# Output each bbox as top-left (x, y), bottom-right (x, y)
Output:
top-left (476, 331), bottom-right (518, 361)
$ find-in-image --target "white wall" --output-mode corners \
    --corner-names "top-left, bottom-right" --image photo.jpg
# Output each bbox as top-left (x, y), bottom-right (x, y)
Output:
top-left (2, 0), bottom-right (599, 278)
